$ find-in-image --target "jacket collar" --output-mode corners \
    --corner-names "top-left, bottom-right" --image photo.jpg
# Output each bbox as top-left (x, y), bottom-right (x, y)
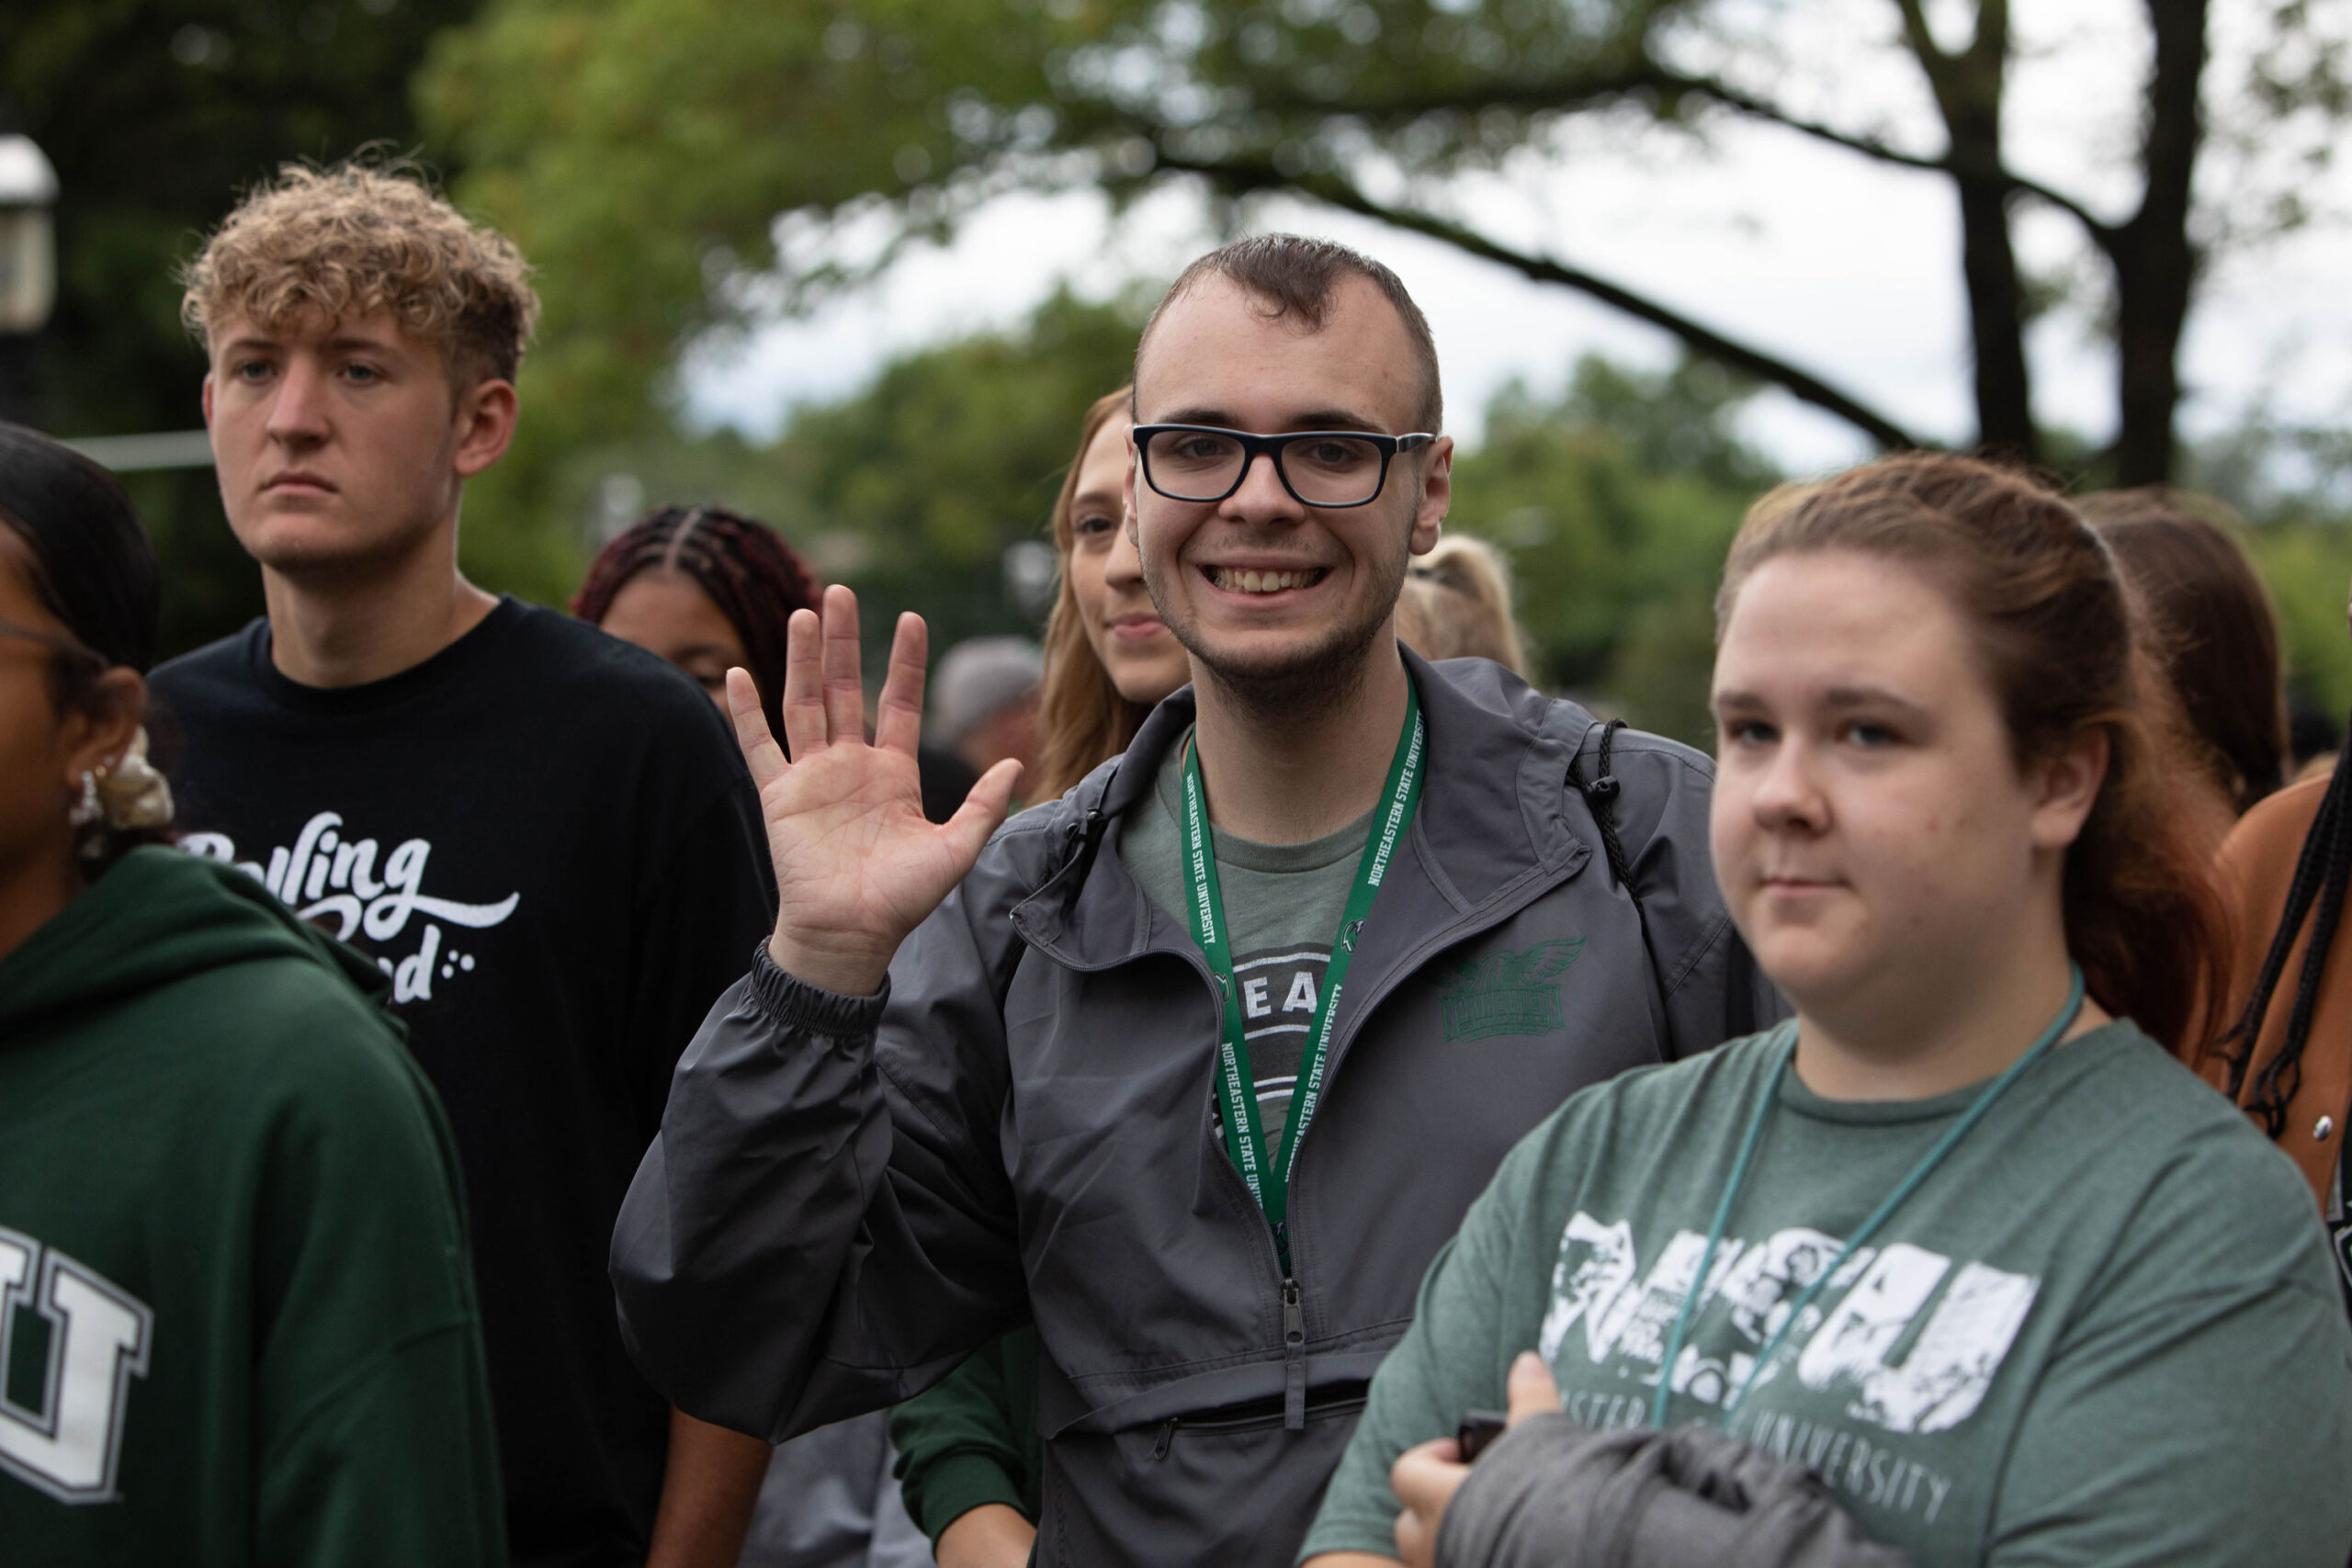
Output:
top-left (1012, 648), bottom-right (1598, 970)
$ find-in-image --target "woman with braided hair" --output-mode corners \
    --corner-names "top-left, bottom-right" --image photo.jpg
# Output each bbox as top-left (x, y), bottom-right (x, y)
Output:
top-left (577, 504), bottom-right (932, 1567)
top-left (575, 503), bottom-right (821, 742)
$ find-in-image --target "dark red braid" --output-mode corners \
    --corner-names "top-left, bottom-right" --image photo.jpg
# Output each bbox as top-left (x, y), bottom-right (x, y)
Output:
top-left (573, 503), bottom-right (821, 742)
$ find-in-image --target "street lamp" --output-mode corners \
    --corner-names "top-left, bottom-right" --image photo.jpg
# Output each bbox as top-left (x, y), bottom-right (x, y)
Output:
top-left (0, 134), bottom-right (57, 334)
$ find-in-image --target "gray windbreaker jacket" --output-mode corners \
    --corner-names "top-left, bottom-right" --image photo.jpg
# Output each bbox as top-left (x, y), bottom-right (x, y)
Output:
top-left (613, 652), bottom-right (1782, 1567)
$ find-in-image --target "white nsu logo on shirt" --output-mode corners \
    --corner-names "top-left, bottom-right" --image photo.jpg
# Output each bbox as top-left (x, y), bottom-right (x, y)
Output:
top-left (0, 1231), bottom-right (152, 1504)
top-left (1538, 1211), bottom-right (2037, 1437)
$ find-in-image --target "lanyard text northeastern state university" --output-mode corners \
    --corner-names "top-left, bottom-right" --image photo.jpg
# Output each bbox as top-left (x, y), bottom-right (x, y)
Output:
top-left (1180, 679), bottom-right (1425, 1272)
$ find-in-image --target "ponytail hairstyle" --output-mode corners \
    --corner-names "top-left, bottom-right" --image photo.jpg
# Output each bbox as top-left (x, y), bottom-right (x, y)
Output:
top-left (572, 504), bottom-right (821, 744)
top-left (2078, 490), bottom-right (2287, 815)
top-left (1034, 387), bottom-right (1151, 801)
top-left (1396, 534), bottom-right (1530, 676)
top-left (1715, 451), bottom-right (2230, 1054)
top-left (0, 422), bottom-right (174, 874)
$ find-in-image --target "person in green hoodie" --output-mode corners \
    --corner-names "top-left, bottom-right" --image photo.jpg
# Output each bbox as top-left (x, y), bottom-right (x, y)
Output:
top-left (0, 422), bottom-right (504, 1564)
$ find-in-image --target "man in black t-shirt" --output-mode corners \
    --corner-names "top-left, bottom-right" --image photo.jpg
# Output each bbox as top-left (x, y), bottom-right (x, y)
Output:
top-left (149, 162), bottom-right (775, 1568)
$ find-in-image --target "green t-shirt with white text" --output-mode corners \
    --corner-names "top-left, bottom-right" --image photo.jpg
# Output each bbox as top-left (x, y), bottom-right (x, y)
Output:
top-left (1120, 729), bottom-right (1371, 1153)
top-left (1304, 1021), bottom-right (2352, 1567)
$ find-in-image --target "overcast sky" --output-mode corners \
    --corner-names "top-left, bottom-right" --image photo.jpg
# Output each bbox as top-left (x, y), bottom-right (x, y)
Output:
top-left (680, 0), bottom-right (2352, 475)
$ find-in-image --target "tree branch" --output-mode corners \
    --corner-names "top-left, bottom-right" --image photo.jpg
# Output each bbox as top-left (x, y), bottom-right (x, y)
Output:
top-left (1893, 0), bottom-right (1950, 68)
top-left (1147, 150), bottom-right (1925, 451)
top-left (1680, 78), bottom-right (2114, 240)
top-left (1233, 69), bottom-right (2116, 240)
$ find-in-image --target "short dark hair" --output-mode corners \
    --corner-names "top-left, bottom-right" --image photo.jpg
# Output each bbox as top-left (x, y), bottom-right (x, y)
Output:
top-left (0, 422), bottom-right (158, 675)
top-left (1137, 234), bottom-right (1442, 432)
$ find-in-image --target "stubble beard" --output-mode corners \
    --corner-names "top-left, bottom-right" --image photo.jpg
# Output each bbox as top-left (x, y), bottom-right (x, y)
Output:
top-left (1146, 534), bottom-right (1413, 729)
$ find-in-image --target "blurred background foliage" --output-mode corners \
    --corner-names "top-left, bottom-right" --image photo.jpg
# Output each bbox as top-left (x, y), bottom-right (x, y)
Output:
top-left (3, 0), bottom-right (2349, 757)
top-left (1, 0), bottom-right (484, 652)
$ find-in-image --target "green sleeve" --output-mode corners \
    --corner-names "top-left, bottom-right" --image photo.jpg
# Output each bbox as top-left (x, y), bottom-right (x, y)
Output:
top-left (1298, 1144), bottom-right (1543, 1562)
top-left (256, 1325), bottom-right (504, 1567)
top-left (890, 1327), bottom-right (1044, 1543)
top-left (1988, 1130), bottom-right (2352, 1567)
top-left (252, 992), bottom-right (505, 1567)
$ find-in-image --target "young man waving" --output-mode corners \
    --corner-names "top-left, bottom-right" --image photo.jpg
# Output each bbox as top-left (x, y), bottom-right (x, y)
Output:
top-left (613, 236), bottom-right (1779, 1567)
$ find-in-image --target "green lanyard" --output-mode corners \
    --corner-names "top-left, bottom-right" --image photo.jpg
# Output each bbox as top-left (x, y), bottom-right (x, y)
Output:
top-left (1649, 964), bottom-right (2086, 1431)
top-left (1181, 679), bottom-right (1425, 1272)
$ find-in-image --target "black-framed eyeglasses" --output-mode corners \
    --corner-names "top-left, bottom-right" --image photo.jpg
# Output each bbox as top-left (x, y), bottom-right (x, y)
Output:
top-left (1133, 424), bottom-right (1436, 509)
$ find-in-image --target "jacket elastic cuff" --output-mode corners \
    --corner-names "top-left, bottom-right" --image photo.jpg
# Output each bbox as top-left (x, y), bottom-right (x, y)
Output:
top-left (914, 1451), bottom-right (1034, 1543)
top-left (746, 941), bottom-right (891, 1037)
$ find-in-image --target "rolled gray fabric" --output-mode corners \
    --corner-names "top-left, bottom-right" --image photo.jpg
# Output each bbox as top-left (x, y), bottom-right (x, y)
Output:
top-left (1435, 1416), bottom-right (1914, 1568)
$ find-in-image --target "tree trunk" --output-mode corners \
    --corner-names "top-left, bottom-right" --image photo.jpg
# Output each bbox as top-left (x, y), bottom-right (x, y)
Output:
top-left (1900, 1), bottom-right (2039, 464)
top-left (2109, 0), bottom-right (2207, 485)
top-left (1954, 164), bottom-right (2037, 462)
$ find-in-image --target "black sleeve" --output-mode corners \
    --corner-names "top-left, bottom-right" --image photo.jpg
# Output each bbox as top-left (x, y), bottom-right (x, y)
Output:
top-left (610, 845), bottom-right (1035, 1444)
top-left (1436, 1417), bottom-right (1913, 1568)
top-left (1591, 729), bottom-right (1790, 1058)
top-left (624, 776), bottom-right (775, 1142)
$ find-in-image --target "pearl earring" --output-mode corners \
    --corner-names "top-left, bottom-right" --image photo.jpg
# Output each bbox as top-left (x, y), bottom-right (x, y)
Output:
top-left (68, 771), bottom-right (102, 828)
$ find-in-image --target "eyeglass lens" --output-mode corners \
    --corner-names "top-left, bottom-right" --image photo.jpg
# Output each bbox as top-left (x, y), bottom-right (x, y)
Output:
top-left (1144, 430), bottom-right (1387, 506)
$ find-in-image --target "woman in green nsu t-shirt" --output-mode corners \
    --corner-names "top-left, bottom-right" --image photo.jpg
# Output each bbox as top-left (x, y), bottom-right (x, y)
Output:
top-left (1302, 453), bottom-right (2352, 1568)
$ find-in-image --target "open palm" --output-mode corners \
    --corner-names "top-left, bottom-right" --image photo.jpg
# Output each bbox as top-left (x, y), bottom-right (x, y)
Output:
top-left (731, 585), bottom-right (1021, 997)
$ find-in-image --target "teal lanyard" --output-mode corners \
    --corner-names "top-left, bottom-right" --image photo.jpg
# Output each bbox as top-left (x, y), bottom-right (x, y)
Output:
top-left (1648, 964), bottom-right (2086, 1430)
top-left (1181, 679), bottom-right (1425, 1272)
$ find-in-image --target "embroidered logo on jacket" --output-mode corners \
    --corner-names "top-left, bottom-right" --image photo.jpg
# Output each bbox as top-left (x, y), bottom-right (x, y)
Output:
top-left (1442, 939), bottom-right (1586, 1040)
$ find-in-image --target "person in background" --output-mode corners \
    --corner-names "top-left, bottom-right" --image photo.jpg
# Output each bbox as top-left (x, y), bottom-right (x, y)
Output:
top-left (1393, 536), bottom-right (1528, 677)
top-left (1027, 386), bottom-right (1193, 803)
top-left (2208, 556), bottom-right (2352, 1256)
top-left (930, 636), bottom-right (1045, 798)
top-left (1304, 452), bottom-right (2352, 1568)
top-left (577, 504), bottom-right (930, 1568)
top-left (2080, 489), bottom-right (2287, 856)
top-left (147, 162), bottom-right (775, 1568)
top-left (890, 386), bottom-right (1192, 1567)
top-left (575, 504), bottom-right (820, 735)
top-left (0, 423), bottom-right (503, 1563)
top-left (613, 234), bottom-right (1777, 1566)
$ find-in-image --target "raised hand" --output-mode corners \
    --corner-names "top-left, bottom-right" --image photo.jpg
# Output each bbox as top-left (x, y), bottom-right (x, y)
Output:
top-left (730, 585), bottom-right (1022, 996)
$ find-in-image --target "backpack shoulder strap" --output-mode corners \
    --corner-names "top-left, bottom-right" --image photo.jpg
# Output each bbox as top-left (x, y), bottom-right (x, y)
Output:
top-left (1566, 717), bottom-right (1639, 902)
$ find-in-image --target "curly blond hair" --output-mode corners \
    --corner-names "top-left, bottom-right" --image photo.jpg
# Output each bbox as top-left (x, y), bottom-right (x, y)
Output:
top-left (180, 160), bottom-right (538, 388)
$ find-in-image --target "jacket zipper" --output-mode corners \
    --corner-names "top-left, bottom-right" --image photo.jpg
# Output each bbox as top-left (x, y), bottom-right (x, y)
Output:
top-left (1282, 1272), bottom-right (1306, 1429)
top-left (1150, 849), bottom-right (1578, 1439)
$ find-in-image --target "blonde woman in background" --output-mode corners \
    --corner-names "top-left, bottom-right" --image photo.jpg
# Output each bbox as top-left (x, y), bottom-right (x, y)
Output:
top-left (889, 385), bottom-right (1194, 1568)
top-left (1394, 536), bottom-right (1529, 677)
top-left (1030, 386), bottom-right (1193, 800)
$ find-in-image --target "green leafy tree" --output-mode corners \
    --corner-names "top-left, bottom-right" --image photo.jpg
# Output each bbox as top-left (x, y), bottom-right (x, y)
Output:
top-left (564, 288), bottom-right (1143, 655)
top-left (1447, 355), bottom-right (1774, 745)
top-left (773, 287), bottom-right (1144, 656)
top-left (3, 0), bottom-right (490, 656)
top-left (424, 0), bottom-right (2350, 500)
